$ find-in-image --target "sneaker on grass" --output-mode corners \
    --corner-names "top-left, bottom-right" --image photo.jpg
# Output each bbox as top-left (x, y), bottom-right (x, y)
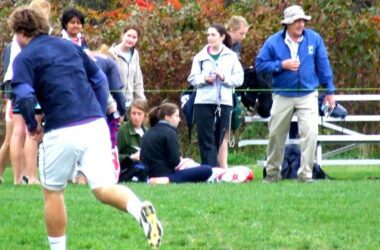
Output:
top-left (263, 174), bottom-right (281, 183)
top-left (298, 177), bottom-right (315, 183)
top-left (140, 201), bottom-right (163, 248)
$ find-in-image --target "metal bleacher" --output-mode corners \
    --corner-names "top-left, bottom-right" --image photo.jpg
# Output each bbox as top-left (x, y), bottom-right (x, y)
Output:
top-left (238, 94), bottom-right (380, 166)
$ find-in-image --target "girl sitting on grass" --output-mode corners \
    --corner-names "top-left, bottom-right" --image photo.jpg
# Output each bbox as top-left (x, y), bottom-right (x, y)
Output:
top-left (140, 102), bottom-right (212, 183)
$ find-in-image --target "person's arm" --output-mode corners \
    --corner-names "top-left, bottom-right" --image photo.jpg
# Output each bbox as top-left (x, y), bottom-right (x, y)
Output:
top-left (315, 35), bottom-right (335, 107)
top-left (89, 70), bottom-right (109, 116)
top-left (117, 122), bottom-right (141, 159)
top-left (82, 50), bottom-right (109, 116)
top-left (112, 91), bottom-right (126, 117)
top-left (315, 36), bottom-right (335, 95)
top-left (107, 93), bottom-right (117, 113)
top-left (107, 59), bottom-right (127, 116)
top-left (12, 83), bottom-right (38, 132)
top-left (11, 55), bottom-right (39, 134)
top-left (188, 55), bottom-right (208, 87)
top-left (117, 123), bottom-right (129, 160)
top-left (255, 42), bottom-right (283, 74)
top-left (217, 54), bottom-right (244, 88)
top-left (166, 130), bottom-right (181, 169)
top-left (133, 51), bottom-right (146, 100)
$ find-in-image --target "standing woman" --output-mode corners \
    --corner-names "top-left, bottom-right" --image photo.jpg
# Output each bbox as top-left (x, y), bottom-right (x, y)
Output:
top-left (61, 8), bottom-right (88, 50)
top-left (140, 103), bottom-right (212, 183)
top-left (109, 25), bottom-right (146, 108)
top-left (227, 16), bottom-right (249, 59)
top-left (8, 0), bottom-right (51, 184)
top-left (0, 102), bottom-right (11, 184)
top-left (216, 16), bottom-right (250, 169)
top-left (0, 43), bottom-right (13, 183)
top-left (188, 23), bottom-right (244, 168)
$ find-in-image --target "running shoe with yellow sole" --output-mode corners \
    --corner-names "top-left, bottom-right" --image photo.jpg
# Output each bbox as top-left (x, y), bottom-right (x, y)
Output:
top-left (140, 201), bottom-right (163, 248)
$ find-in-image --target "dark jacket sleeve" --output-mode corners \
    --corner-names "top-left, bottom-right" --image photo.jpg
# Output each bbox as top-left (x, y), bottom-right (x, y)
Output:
top-left (166, 129), bottom-right (181, 169)
top-left (107, 58), bottom-right (126, 115)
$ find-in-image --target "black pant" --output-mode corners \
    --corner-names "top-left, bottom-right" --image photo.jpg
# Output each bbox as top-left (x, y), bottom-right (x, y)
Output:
top-left (194, 104), bottom-right (232, 166)
top-left (168, 165), bottom-right (212, 183)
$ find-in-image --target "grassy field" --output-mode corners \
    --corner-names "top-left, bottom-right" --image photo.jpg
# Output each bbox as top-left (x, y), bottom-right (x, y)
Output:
top-left (1, 166), bottom-right (380, 250)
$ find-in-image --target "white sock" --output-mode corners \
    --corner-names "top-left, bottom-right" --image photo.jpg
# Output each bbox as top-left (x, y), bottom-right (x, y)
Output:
top-left (126, 192), bottom-right (143, 222)
top-left (48, 235), bottom-right (66, 250)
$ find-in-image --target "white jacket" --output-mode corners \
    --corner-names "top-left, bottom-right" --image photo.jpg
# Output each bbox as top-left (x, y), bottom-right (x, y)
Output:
top-left (187, 44), bottom-right (244, 106)
top-left (109, 45), bottom-right (146, 106)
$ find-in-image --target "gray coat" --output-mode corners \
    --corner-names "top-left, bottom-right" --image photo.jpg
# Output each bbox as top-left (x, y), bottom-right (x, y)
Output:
top-left (187, 44), bottom-right (244, 106)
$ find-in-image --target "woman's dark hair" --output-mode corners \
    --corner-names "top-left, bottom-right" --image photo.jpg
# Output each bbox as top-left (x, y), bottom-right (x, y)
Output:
top-left (61, 8), bottom-right (85, 30)
top-left (210, 23), bottom-right (232, 49)
top-left (119, 24), bottom-right (141, 45)
top-left (148, 103), bottom-right (178, 127)
top-left (123, 24), bottom-right (141, 37)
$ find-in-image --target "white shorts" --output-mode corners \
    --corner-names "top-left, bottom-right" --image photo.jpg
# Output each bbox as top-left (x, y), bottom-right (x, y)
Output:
top-left (39, 118), bottom-right (116, 191)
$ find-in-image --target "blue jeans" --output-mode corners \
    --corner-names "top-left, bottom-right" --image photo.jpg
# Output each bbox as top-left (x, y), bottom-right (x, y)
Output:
top-left (168, 165), bottom-right (212, 183)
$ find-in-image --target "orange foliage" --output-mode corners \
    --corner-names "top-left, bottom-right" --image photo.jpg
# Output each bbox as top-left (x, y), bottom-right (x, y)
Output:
top-left (167, 0), bottom-right (182, 10)
top-left (196, 0), bottom-right (224, 18)
top-left (102, 9), bottom-right (129, 20)
top-left (135, 0), bottom-right (154, 11)
top-left (134, 0), bottom-right (182, 11)
top-left (373, 16), bottom-right (380, 28)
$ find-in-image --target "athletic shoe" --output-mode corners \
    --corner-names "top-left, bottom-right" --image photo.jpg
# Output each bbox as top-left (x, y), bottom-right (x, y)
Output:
top-left (263, 174), bottom-right (280, 183)
top-left (298, 177), bottom-right (315, 183)
top-left (0, 176), bottom-right (4, 184)
top-left (140, 201), bottom-right (163, 248)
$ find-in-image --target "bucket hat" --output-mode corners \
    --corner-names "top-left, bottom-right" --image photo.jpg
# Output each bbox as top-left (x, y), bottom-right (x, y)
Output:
top-left (281, 5), bottom-right (311, 25)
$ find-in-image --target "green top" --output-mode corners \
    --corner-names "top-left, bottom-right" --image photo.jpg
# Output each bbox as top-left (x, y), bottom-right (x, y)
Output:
top-left (117, 121), bottom-right (147, 162)
top-left (209, 53), bottom-right (220, 61)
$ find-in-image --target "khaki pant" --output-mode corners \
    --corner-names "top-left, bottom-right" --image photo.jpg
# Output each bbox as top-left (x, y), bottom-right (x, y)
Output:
top-left (265, 91), bottom-right (318, 179)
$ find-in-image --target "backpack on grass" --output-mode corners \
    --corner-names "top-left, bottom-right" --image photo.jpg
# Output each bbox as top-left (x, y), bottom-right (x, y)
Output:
top-left (118, 156), bottom-right (147, 183)
top-left (262, 144), bottom-right (331, 180)
top-left (280, 144), bottom-right (330, 180)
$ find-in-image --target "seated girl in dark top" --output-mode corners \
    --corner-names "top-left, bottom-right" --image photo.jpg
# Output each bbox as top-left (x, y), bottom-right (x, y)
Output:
top-left (140, 103), bottom-right (212, 183)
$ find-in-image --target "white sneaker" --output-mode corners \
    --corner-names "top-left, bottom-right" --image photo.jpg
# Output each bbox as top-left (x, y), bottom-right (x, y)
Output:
top-left (140, 201), bottom-right (163, 248)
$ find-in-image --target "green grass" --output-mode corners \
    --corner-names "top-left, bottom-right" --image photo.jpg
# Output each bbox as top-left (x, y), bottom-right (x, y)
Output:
top-left (1, 166), bottom-right (380, 250)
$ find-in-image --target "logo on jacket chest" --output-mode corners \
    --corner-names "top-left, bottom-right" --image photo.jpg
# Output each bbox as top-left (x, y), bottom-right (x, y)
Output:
top-left (308, 45), bottom-right (314, 55)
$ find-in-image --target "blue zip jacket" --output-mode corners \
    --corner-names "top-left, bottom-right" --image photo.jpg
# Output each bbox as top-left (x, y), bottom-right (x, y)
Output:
top-left (255, 28), bottom-right (335, 97)
top-left (12, 35), bottom-right (108, 132)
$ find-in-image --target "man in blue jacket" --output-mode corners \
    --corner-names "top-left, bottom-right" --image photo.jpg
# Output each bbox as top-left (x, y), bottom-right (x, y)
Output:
top-left (8, 7), bottom-right (162, 249)
top-left (256, 5), bottom-right (335, 183)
